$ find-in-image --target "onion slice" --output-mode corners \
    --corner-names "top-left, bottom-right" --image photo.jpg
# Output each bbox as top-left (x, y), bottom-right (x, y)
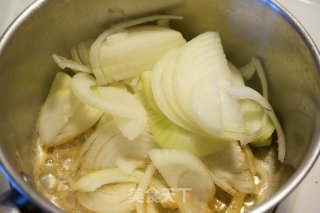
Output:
top-left (71, 73), bottom-right (147, 139)
top-left (227, 86), bottom-right (285, 162)
top-left (77, 183), bottom-right (137, 213)
top-left (150, 114), bottom-right (226, 157)
top-left (39, 72), bottom-right (79, 145)
top-left (149, 149), bottom-right (215, 212)
top-left (99, 25), bottom-right (186, 83)
top-left (136, 164), bottom-right (156, 213)
top-left (89, 15), bottom-right (183, 85)
top-left (52, 54), bottom-right (92, 73)
top-left (204, 142), bottom-right (256, 194)
top-left (72, 169), bottom-right (163, 192)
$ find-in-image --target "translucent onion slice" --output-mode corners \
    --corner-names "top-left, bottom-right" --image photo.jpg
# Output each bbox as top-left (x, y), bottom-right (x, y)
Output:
top-left (150, 114), bottom-right (226, 157)
top-left (96, 113), bottom-right (113, 128)
top-left (99, 25), bottom-right (186, 83)
top-left (146, 202), bottom-right (161, 213)
top-left (239, 60), bottom-right (255, 80)
top-left (91, 132), bottom-right (159, 172)
top-left (89, 15), bottom-right (183, 85)
top-left (123, 76), bottom-right (141, 93)
top-left (141, 71), bottom-right (161, 114)
top-left (72, 169), bottom-right (167, 194)
top-left (70, 46), bottom-right (82, 64)
top-left (228, 62), bottom-right (275, 145)
top-left (204, 142), bottom-right (256, 195)
top-left (227, 86), bottom-right (285, 162)
top-left (149, 149), bottom-right (215, 212)
top-left (77, 194), bottom-right (134, 213)
top-left (73, 168), bottom-right (176, 209)
top-left (98, 87), bottom-right (147, 140)
top-left (77, 187), bottom-right (136, 213)
top-left (91, 183), bottom-right (136, 203)
top-left (136, 164), bottom-right (156, 213)
top-left (77, 121), bottom-right (119, 169)
top-left (78, 40), bottom-right (93, 66)
top-left (173, 32), bottom-right (246, 138)
top-left (116, 157), bottom-right (146, 175)
top-left (51, 103), bottom-right (103, 145)
top-left (52, 54), bottom-right (92, 73)
top-left (238, 57), bottom-right (269, 99)
top-left (78, 118), bottom-right (157, 173)
top-left (39, 72), bottom-right (79, 145)
top-left (252, 57), bottom-right (269, 99)
top-left (152, 48), bottom-right (201, 133)
top-left (71, 73), bottom-right (147, 139)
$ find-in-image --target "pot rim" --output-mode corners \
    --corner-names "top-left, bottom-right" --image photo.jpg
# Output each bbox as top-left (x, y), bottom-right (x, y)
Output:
top-left (0, 0), bottom-right (319, 212)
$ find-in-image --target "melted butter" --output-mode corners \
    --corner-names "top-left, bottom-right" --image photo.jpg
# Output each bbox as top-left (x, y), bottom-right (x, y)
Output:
top-left (34, 133), bottom-right (91, 213)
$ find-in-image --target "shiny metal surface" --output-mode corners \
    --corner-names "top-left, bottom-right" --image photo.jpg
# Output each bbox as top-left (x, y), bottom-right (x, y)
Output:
top-left (0, 0), bottom-right (319, 212)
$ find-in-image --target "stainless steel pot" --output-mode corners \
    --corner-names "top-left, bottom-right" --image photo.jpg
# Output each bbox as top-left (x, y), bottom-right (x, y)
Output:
top-left (0, 0), bottom-right (319, 212)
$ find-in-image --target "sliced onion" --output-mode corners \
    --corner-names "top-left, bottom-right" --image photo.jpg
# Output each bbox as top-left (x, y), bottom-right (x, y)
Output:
top-left (239, 61), bottom-right (256, 80)
top-left (150, 114), bottom-right (226, 157)
top-left (174, 32), bottom-right (245, 137)
top-left (238, 58), bottom-right (269, 99)
top-left (77, 121), bottom-right (119, 169)
top-left (149, 149), bottom-right (215, 212)
top-left (78, 40), bottom-right (93, 66)
top-left (228, 61), bottom-right (274, 145)
top-left (87, 183), bottom-right (136, 204)
top-left (52, 54), bottom-right (92, 73)
top-left (89, 15), bottom-right (183, 85)
top-left (99, 25), bottom-right (186, 83)
top-left (227, 86), bottom-right (285, 162)
top-left (72, 169), bottom-right (167, 193)
top-left (51, 103), bottom-right (103, 145)
top-left (39, 72), bottom-right (80, 145)
top-left (70, 46), bottom-right (82, 64)
top-left (71, 73), bottom-right (138, 117)
top-left (96, 113), bottom-right (113, 128)
top-left (152, 32), bottom-right (248, 141)
top-left (136, 164), bottom-right (156, 213)
top-left (141, 71), bottom-right (161, 114)
top-left (76, 184), bottom-right (135, 213)
top-left (116, 157), bottom-right (146, 174)
top-left (204, 142), bottom-right (256, 194)
top-left (252, 57), bottom-right (268, 99)
top-left (152, 48), bottom-right (199, 133)
top-left (146, 202), bottom-right (161, 213)
top-left (71, 73), bottom-right (147, 139)
top-left (89, 131), bottom-right (158, 172)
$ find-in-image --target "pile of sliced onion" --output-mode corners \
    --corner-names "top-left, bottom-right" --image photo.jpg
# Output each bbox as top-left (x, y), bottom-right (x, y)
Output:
top-left (37, 15), bottom-right (287, 213)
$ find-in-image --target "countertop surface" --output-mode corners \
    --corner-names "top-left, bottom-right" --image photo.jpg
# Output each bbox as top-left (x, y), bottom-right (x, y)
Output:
top-left (0, 0), bottom-right (319, 212)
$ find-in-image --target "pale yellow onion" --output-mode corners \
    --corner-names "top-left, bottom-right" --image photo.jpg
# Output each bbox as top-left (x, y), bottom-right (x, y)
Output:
top-left (136, 164), bottom-right (156, 213)
top-left (89, 15), bottom-right (183, 85)
top-left (150, 114), bottom-right (226, 157)
top-left (227, 86), bottom-right (285, 162)
top-left (50, 102), bottom-right (103, 146)
top-left (99, 25), bottom-right (186, 83)
top-left (39, 72), bottom-right (79, 145)
top-left (52, 54), bottom-right (92, 73)
top-left (204, 142), bottom-right (256, 194)
top-left (72, 169), bottom-right (167, 193)
top-left (71, 73), bottom-right (147, 139)
top-left (228, 61), bottom-right (275, 145)
top-left (149, 149), bottom-right (215, 212)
